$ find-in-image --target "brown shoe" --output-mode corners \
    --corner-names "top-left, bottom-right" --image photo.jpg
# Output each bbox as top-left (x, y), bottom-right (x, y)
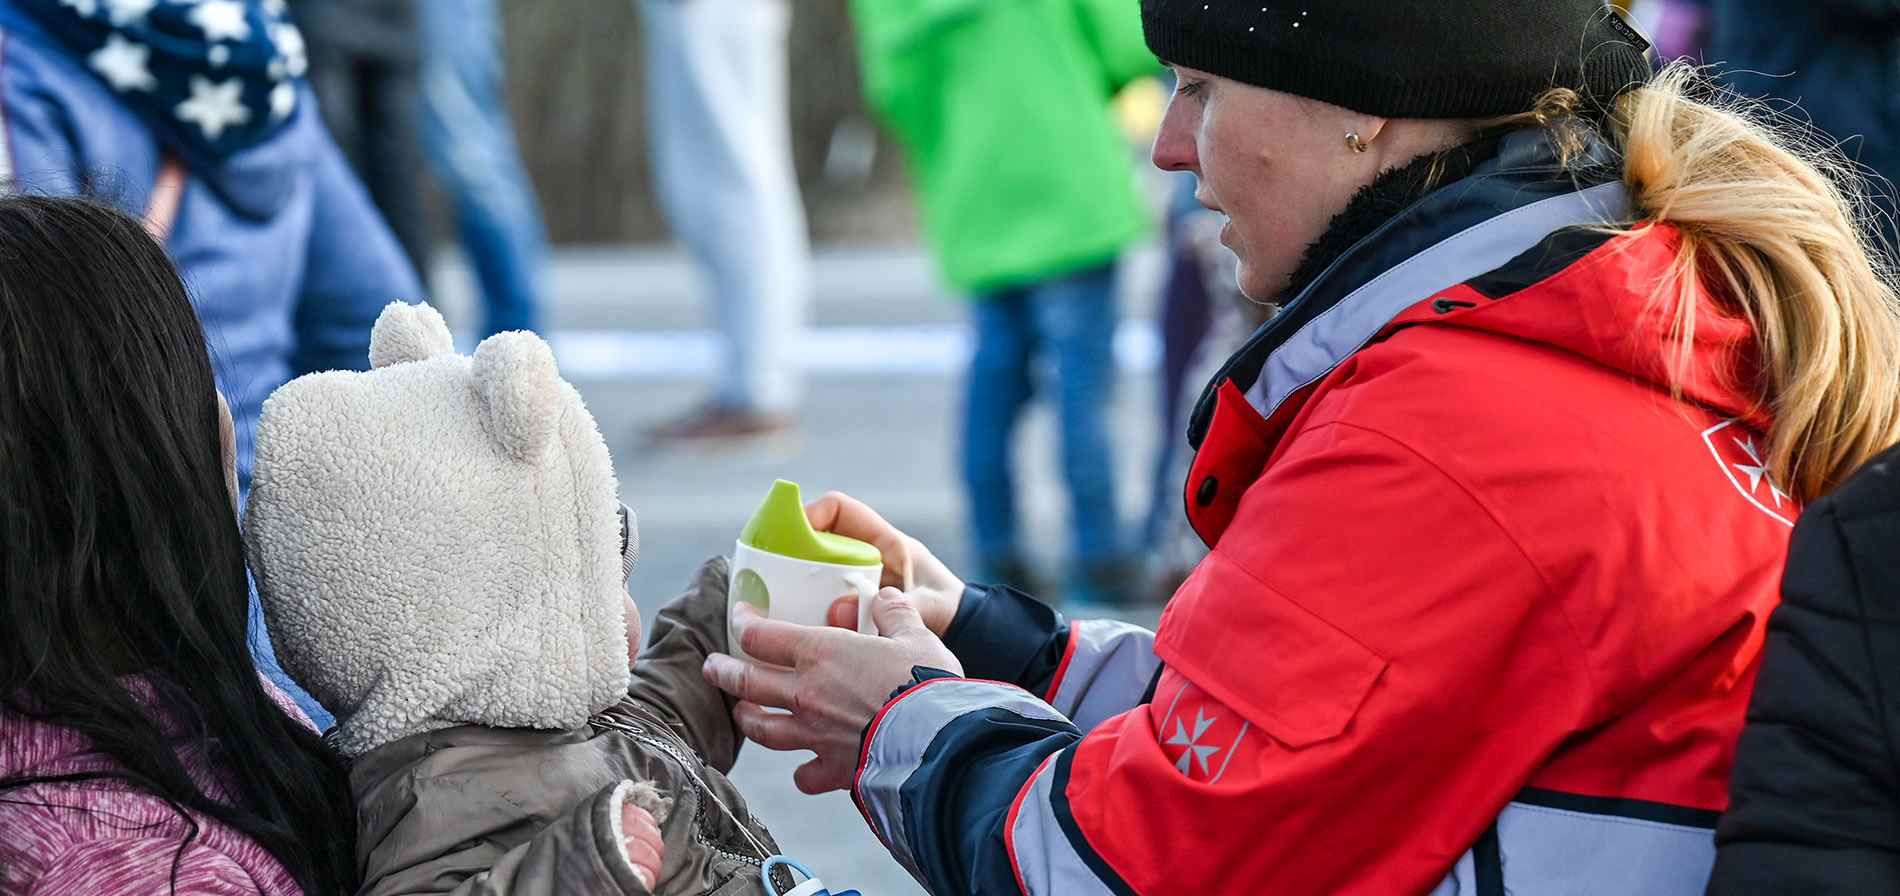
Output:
top-left (643, 404), bottom-right (795, 446)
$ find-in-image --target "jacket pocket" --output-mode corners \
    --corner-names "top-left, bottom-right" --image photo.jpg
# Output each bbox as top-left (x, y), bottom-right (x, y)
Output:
top-left (1157, 549), bottom-right (1388, 748)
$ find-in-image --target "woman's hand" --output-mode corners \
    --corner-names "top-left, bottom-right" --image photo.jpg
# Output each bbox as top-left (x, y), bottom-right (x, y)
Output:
top-left (703, 589), bottom-right (962, 794)
top-left (619, 803), bottom-right (664, 892)
top-left (806, 491), bottom-right (966, 636)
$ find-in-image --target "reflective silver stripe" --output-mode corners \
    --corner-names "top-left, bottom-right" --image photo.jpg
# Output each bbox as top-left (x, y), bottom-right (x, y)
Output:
top-left (1248, 182), bottom-right (1632, 418)
top-left (1049, 619), bottom-right (1160, 732)
top-left (1430, 799), bottom-right (1716, 895)
top-left (857, 679), bottom-right (1068, 876)
top-left (1496, 799), bottom-right (1715, 894)
top-left (1428, 849), bottom-right (1479, 895)
top-left (1007, 752), bottom-right (1119, 896)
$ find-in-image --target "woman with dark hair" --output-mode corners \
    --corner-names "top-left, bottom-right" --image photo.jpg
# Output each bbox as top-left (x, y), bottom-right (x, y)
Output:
top-left (0, 0), bottom-right (425, 725)
top-left (0, 198), bottom-right (355, 894)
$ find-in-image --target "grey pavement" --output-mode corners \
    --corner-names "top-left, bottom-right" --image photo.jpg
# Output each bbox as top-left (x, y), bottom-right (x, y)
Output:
top-left (430, 245), bottom-right (1171, 895)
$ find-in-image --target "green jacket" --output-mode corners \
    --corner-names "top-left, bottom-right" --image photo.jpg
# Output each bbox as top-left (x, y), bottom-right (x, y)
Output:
top-left (851, 0), bottom-right (1158, 292)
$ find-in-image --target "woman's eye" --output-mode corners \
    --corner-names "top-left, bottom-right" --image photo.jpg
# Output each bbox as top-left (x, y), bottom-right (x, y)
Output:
top-left (1177, 80), bottom-right (1204, 99)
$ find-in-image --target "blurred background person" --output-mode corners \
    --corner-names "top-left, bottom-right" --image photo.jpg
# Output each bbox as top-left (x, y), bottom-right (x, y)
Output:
top-left (1144, 179), bottom-right (1255, 602)
top-left (292, 0), bottom-right (432, 279)
top-left (1627, 0), bottom-right (1711, 60)
top-left (418, 0), bottom-right (546, 337)
top-left (1685, 0), bottom-right (1900, 245)
top-left (848, 0), bottom-right (1158, 604)
top-left (297, 0), bottom-right (546, 338)
top-left (1141, 169), bottom-right (1216, 601)
top-left (1125, 73), bottom-right (1257, 604)
top-left (0, 0), bottom-right (421, 724)
top-left (638, 0), bottom-right (810, 444)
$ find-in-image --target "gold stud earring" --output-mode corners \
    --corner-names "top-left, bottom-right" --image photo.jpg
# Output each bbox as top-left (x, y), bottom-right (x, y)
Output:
top-left (1345, 131), bottom-right (1370, 154)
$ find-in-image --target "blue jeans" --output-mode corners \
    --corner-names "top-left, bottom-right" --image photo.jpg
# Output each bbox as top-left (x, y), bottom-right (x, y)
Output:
top-left (962, 262), bottom-right (1123, 586)
top-left (419, 0), bottom-right (547, 336)
top-left (639, 0), bottom-right (809, 413)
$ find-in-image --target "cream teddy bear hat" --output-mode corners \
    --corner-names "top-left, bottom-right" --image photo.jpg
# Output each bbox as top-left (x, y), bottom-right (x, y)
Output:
top-left (247, 303), bottom-right (632, 757)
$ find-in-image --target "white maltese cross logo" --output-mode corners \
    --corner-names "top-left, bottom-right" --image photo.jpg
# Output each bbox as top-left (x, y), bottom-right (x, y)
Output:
top-left (1703, 419), bottom-right (1795, 527)
top-left (1167, 708), bottom-right (1223, 777)
top-left (1156, 681), bottom-right (1253, 784)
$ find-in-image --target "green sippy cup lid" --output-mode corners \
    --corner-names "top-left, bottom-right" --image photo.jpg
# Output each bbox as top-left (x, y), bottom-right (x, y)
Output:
top-left (739, 480), bottom-right (883, 568)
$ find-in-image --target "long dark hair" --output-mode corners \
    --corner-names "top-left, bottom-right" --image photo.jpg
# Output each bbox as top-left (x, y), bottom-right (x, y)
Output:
top-left (0, 197), bottom-right (356, 893)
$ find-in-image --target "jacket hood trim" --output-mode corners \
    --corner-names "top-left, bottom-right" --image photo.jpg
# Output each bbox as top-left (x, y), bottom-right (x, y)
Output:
top-left (1242, 179), bottom-right (1630, 422)
top-left (1429, 222), bottom-right (1766, 428)
top-left (1187, 127), bottom-right (1626, 448)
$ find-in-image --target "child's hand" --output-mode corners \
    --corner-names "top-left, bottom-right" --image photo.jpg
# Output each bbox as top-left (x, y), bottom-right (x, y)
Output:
top-left (620, 803), bottom-right (664, 891)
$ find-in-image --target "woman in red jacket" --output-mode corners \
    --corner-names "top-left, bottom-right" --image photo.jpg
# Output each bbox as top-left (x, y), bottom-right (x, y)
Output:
top-left (703, 1), bottom-right (1900, 892)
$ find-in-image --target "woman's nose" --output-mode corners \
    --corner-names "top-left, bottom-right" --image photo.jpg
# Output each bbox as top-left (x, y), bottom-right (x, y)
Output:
top-left (1151, 100), bottom-right (1199, 174)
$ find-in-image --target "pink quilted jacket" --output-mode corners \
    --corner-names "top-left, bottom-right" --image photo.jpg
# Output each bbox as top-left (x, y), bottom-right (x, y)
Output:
top-left (0, 680), bottom-right (312, 895)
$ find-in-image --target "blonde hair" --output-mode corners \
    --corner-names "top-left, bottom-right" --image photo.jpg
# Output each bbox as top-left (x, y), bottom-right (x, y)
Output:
top-left (1493, 63), bottom-right (1900, 501)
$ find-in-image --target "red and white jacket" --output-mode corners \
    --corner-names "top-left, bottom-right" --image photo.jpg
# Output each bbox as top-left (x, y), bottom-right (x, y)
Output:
top-left (852, 130), bottom-right (1793, 895)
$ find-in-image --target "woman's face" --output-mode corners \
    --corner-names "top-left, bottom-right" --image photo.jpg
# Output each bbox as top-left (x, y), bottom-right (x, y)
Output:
top-left (1154, 66), bottom-right (1448, 301)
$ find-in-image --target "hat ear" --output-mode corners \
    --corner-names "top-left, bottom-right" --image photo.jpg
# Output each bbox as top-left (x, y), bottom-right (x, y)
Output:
top-left (369, 302), bottom-right (454, 369)
top-left (472, 331), bottom-right (563, 463)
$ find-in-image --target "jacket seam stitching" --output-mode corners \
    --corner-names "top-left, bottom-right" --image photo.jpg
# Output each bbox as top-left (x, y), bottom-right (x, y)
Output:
top-left (1165, 554), bottom-right (1385, 741)
top-left (1197, 546), bottom-right (1386, 663)
top-left (1308, 420), bottom-right (1603, 715)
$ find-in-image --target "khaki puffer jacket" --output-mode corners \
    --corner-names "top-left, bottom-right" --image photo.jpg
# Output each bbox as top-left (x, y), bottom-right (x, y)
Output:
top-left (349, 558), bottom-right (787, 896)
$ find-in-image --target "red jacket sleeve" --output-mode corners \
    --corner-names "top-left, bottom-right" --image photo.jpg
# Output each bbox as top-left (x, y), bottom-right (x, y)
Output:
top-left (855, 420), bottom-right (1594, 894)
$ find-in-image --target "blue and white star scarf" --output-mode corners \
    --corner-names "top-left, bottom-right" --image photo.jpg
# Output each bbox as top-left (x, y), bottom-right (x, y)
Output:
top-left (17, 0), bottom-right (307, 161)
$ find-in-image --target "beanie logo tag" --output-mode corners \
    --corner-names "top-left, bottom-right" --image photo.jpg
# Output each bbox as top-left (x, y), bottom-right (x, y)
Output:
top-left (1603, 10), bottom-right (1652, 54)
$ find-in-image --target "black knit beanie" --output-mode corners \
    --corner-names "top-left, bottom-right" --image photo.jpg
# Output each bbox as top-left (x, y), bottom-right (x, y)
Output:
top-left (1141, 0), bottom-right (1653, 119)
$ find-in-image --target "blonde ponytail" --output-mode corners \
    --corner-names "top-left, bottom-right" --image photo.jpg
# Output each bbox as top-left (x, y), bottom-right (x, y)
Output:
top-left (1522, 63), bottom-right (1900, 500)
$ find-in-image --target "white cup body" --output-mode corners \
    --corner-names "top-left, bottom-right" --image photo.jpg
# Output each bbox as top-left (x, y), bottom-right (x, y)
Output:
top-left (729, 540), bottom-right (880, 662)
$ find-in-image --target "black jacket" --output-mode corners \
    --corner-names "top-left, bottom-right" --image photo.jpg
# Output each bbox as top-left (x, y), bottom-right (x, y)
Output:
top-left (1709, 443), bottom-right (1900, 894)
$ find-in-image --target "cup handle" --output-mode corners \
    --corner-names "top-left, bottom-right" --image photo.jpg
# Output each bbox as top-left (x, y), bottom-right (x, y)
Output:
top-left (849, 572), bottom-right (878, 635)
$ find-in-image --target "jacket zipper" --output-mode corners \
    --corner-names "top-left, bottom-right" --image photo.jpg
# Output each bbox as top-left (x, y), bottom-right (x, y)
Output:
top-left (590, 707), bottom-right (766, 870)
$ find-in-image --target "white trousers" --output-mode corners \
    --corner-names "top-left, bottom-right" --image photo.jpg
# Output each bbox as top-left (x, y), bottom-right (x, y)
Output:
top-left (640, 0), bottom-right (810, 412)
